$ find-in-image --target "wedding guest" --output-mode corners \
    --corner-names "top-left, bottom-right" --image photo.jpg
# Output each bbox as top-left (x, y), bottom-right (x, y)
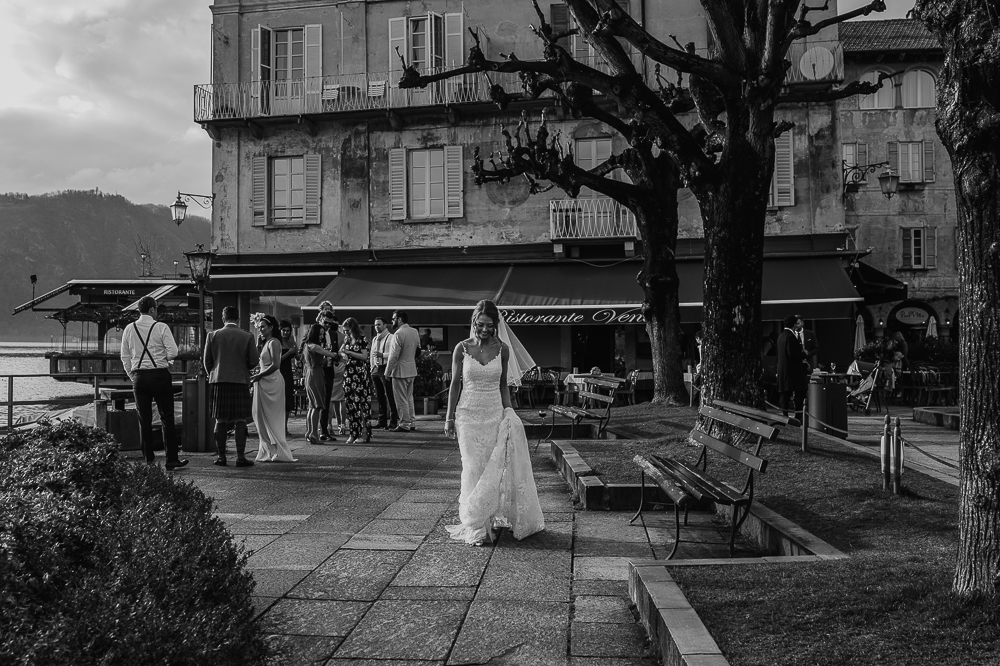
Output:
top-left (203, 306), bottom-right (259, 467)
top-left (339, 317), bottom-right (372, 444)
top-left (369, 315), bottom-right (397, 429)
top-left (301, 323), bottom-right (340, 445)
top-left (385, 309), bottom-right (420, 432)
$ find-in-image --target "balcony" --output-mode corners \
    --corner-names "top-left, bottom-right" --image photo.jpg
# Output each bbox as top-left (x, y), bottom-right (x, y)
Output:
top-left (549, 198), bottom-right (639, 241)
top-left (784, 41), bottom-right (844, 86)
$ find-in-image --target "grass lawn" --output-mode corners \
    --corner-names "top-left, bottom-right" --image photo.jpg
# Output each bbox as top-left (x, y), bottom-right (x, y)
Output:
top-left (591, 402), bottom-right (1000, 666)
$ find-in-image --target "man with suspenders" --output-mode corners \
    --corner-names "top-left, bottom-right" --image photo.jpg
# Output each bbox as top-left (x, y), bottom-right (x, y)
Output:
top-left (120, 296), bottom-right (187, 469)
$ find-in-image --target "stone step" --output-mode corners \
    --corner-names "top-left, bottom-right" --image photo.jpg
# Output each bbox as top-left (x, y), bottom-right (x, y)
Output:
top-left (912, 406), bottom-right (960, 430)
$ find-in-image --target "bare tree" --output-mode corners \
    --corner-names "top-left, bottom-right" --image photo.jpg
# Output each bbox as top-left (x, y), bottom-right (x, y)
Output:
top-left (133, 233), bottom-right (158, 277)
top-left (914, 0), bottom-right (1000, 599)
top-left (399, 0), bottom-right (889, 406)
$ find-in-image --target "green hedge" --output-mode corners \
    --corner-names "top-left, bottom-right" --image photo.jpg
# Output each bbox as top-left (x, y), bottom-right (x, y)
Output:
top-left (0, 420), bottom-right (269, 665)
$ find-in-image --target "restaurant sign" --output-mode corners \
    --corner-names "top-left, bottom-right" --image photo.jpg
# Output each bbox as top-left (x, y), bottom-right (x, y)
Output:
top-left (500, 307), bottom-right (645, 325)
top-left (895, 307), bottom-right (929, 325)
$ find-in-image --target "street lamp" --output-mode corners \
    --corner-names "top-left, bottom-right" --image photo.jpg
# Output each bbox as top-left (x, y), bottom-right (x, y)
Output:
top-left (842, 161), bottom-right (899, 200)
top-left (183, 244), bottom-right (215, 355)
top-left (171, 191), bottom-right (215, 225)
top-left (173, 260), bottom-right (179, 277)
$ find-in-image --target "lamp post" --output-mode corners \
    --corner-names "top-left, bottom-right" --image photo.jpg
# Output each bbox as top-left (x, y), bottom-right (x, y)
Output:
top-left (183, 243), bottom-right (215, 454)
top-left (171, 191), bottom-right (215, 225)
top-left (173, 260), bottom-right (179, 277)
top-left (842, 161), bottom-right (899, 200)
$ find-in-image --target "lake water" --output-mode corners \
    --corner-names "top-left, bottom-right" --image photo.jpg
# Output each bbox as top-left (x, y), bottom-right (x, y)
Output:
top-left (0, 343), bottom-right (94, 426)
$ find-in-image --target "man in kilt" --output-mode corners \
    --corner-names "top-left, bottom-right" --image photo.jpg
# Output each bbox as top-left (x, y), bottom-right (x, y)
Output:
top-left (204, 306), bottom-right (260, 466)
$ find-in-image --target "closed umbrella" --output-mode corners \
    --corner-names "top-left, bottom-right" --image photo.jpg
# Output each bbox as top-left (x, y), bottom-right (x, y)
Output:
top-left (926, 317), bottom-right (938, 338)
top-left (854, 314), bottom-right (867, 351)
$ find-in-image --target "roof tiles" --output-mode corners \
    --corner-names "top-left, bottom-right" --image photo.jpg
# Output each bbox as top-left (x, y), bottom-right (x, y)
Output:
top-left (840, 19), bottom-right (940, 53)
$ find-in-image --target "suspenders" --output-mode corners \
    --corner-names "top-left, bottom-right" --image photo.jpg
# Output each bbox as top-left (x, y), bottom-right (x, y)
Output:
top-left (131, 321), bottom-right (160, 370)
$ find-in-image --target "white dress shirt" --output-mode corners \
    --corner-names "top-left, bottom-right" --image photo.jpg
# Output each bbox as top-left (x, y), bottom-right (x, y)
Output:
top-left (120, 314), bottom-right (178, 380)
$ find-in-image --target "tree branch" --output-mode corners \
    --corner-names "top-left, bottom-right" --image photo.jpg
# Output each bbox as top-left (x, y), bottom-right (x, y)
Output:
top-left (787, 0), bottom-right (887, 43)
top-left (777, 70), bottom-right (901, 105)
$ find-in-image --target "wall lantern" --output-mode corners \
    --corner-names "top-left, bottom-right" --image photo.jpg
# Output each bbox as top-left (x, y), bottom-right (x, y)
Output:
top-left (842, 160), bottom-right (899, 200)
top-left (171, 191), bottom-right (215, 226)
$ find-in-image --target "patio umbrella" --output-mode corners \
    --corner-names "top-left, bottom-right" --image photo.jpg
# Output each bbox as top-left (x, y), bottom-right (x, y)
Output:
top-left (854, 314), bottom-right (866, 351)
top-left (926, 317), bottom-right (938, 338)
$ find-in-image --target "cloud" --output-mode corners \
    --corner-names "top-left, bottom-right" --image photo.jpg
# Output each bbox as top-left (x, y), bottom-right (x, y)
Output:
top-left (1, 0), bottom-right (211, 205)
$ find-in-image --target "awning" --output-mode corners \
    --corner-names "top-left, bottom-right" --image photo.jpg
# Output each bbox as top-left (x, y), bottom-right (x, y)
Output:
top-left (12, 279), bottom-right (185, 315)
top-left (307, 258), bottom-right (861, 325)
top-left (123, 284), bottom-right (182, 311)
top-left (849, 261), bottom-right (907, 305)
top-left (210, 271), bottom-right (338, 292)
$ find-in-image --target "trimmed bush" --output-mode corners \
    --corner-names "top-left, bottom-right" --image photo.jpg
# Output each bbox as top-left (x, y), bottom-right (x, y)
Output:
top-left (0, 420), bottom-right (269, 665)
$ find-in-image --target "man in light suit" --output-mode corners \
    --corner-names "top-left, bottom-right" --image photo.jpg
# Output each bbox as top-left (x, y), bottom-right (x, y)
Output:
top-left (385, 309), bottom-right (421, 432)
top-left (203, 306), bottom-right (260, 466)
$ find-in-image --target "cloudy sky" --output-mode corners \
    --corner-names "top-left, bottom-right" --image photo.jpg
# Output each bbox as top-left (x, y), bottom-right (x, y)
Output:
top-left (1, 0), bottom-right (914, 207)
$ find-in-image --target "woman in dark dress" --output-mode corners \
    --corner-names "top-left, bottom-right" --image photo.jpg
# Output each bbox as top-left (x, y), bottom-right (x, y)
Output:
top-left (278, 320), bottom-right (297, 435)
top-left (339, 317), bottom-right (372, 444)
top-left (303, 323), bottom-right (338, 445)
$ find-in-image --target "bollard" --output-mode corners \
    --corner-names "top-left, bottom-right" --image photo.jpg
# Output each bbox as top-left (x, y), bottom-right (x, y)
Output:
top-left (881, 414), bottom-right (891, 491)
top-left (801, 409), bottom-right (809, 453)
top-left (94, 399), bottom-right (108, 432)
top-left (891, 417), bottom-right (903, 495)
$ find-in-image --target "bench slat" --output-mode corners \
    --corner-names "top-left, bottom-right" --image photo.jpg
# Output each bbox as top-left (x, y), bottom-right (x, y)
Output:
top-left (689, 430), bottom-right (768, 473)
top-left (700, 405), bottom-right (779, 441)
top-left (711, 399), bottom-right (792, 426)
top-left (584, 376), bottom-right (625, 388)
top-left (633, 455), bottom-right (693, 508)
top-left (578, 390), bottom-right (614, 404)
top-left (653, 455), bottom-right (747, 505)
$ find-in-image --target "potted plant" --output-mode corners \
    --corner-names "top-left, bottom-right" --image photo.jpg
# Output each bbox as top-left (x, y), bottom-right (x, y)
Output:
top-left (413, 348), bottom-right (445, 415)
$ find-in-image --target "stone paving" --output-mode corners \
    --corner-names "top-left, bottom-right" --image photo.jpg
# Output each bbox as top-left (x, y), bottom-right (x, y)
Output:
top-left (150, 416), bottom-right (667, 665)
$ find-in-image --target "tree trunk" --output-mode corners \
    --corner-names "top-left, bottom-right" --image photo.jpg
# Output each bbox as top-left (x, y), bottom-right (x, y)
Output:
top-left (635, 176), bottom-right (687, 405)
top-left (915, 0), bottom-right (1000, 598)
top-left (697, 114), bottom-right (773, 410)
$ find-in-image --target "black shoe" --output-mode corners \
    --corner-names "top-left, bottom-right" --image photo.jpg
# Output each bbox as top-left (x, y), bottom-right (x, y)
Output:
top-left (165, 459), bottom-right (189, 470)
top-left (375, 421), bottom-right (387, 429)
top-left (386, 422), bottom-right (397, 430)
top-left (214, 459), bottom-right (228, 467)
top-left (320, 434), bottom-right (330, 441)
top-left (393, 425), bottom-right (410, 433)
top-left (235, 458), bottom-right (254, 467)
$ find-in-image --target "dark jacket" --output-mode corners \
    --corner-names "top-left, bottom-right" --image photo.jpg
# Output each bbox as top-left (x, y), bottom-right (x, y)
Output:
top-left (801, 329), bottom-right (820, 369)
top-left (776, 328), bottom-right (808, 392)
top-left (203, 323), bottom-right (260, 384)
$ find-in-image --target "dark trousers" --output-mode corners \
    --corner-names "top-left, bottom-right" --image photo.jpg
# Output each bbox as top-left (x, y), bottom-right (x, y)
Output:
top-left (779, 388), bottom-right (806, 418)
top-left (371, 368), bottom-right (396, 425)
top-left (320, 367), bottom-right (335, 435)
top-left (132, 368), bottom-right (178, 463)
top-left (214, 420), bottom-right (248, 460)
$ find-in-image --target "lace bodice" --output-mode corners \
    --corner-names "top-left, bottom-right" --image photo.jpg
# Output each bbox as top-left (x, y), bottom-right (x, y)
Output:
top-left (459, 347), bottom-right (503, 402)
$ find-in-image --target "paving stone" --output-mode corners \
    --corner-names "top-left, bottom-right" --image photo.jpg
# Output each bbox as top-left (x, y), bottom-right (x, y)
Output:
top-left (569, 658), bottom-right (659, 665)
top-left (573, 537), bottom-right (655, 559)
top-left (573, 557), bottom-right (633, 581)
top-left (252, 569), bottom-right (312, 598)
top-left (573, 595), bottom-right (635, 623)
top-left (376, 501), bottom-right (452, 520)
top-left (289, 550), bottom-right (412, 601)
top-left (571, 622), bottom-right (649, 657)
top-left (265, 634), bottom-right (343, 665)
top-left (397, 488), bottom-right (459, 503)
top-left (574, 512), bottom-right (650, 543)
top-left (341, 534), bottom-right (424, 551)
top-left (233, 533), bottom-right (280, 555)
top-left (477, 549), bottom-right (571, 602)
top-left (380, 586), bottom-right (477, 601)
top-left (448, 599), bottom-right (570, 666)
top-left (333, 600), bottom-right (468, 661)
top-left (263, 599), bottom-right (369, 636)
top-left (543, 511), bottom-right (575, 523)
top-left (252, 596), bottom-right (278, 620)
top-left (325, 660), bottom-right (444, 666)
top-left (573, 580), bottom-right (630, 597)
top-left (497, 521), bottom-right (573, 551)
top-left (357, 518), bottom-right (439, 536)
top-left (391, 543), bottom-right (491, 587)
top-left (248, 533), bottom-right (351, 568)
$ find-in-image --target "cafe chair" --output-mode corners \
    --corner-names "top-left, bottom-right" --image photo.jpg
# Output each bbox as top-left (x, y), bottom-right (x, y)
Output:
top-left (615, 369), bottom-right (639, 406)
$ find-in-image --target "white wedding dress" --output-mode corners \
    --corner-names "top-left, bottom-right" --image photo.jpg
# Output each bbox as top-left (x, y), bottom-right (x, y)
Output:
top-left (446, 346), bottom-right (544, 544)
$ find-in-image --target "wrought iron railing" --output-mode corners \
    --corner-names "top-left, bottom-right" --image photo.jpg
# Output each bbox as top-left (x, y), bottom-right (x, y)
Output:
top-left (549, 198), bottom-right (639, 240)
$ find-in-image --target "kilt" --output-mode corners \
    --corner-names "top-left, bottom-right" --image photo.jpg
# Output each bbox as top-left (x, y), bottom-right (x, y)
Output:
top-left (210, 382), bottom-right (253, 421)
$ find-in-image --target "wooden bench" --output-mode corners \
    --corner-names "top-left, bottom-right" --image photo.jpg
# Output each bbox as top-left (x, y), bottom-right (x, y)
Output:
top-left (546, 375), bottom-right (624, 439)
top-left (630, 400), bottom-right (788, 559)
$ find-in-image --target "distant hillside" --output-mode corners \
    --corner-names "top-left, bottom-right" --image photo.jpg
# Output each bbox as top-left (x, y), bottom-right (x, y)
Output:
top-left (0, 190), bottom-right (211, 342)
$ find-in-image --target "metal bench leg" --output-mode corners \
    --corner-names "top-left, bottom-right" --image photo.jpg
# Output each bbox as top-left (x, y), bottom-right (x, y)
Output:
top-left (628, 470), bottom-right (645, 524)
top-left (666, 501), bottom-right (682, 560)
top-left (544, 411), bottom-right (556, 442)
top-left (728, 506), bottom-right (741, 557)
top-left (570, 418), bottom-right (576, 439)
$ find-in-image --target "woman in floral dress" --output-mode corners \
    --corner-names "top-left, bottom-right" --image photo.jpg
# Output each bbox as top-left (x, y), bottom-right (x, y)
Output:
top-left (339, 317), bottom-right (372, 444)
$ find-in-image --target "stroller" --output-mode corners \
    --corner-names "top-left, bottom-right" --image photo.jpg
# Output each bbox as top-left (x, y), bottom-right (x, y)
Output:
top-left (848, 357), bottom-right (886, 416)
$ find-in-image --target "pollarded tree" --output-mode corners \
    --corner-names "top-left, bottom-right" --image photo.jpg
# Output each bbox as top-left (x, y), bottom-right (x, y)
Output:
top-left (913, 0), bottom-right (1000, 599)
top-left (399, 0), bottom-right (888, 406)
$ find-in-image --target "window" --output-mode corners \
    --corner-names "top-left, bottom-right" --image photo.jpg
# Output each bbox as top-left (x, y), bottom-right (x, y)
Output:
top-left (575, 137), bottom-right (612, 198)
top-left (550, 2), bottom-right (640, 67)
top-left (251, 154), bottom-right (322, 227)
top-left (902, 69), bottom-right (935, 108)
top-left (251, 25), bottom-right (322, 113)
top-left (901, 227), bottom-right (937, 269)
top-left (842, 142), bottom-right (870, 185)
top-left (768, 129), bottom-right (795, 207)
top-left (888, 141), bottom-right (935, 183)
top-left (858, 70), bottom-right (895, 109)
top-left (389, 13), bottom-right (479, 103)
top-left (389, 146), bottom-right (464, 220)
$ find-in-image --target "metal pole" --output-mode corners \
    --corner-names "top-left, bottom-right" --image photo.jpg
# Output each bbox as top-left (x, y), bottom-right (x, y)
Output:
top-left (801, 409), bottom-right (809, 453)
top-left (891, 416), bottom-right (903, 495)
top-left (197, 280), bottom-right (207, 452)
top-left (7, 377), bottom-right (13, 433)
top-left (881, 414), bottom-right (891, 491)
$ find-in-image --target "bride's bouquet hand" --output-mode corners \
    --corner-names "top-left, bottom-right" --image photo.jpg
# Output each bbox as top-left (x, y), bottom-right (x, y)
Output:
top-left (444, 419), bottom-right (456, 439)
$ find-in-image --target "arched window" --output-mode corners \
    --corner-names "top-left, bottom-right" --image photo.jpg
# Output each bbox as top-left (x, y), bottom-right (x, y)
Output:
top-left (902, 69), bottom-right (936, 108)
top-left (858, 70), bottom-right (895, 109)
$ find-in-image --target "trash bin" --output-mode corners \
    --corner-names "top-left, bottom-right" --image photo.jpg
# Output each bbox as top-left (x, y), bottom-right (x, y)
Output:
top-left (808, 378), bottom-right (848, 439)
top-left (182, 377), bottom-right (214, 453)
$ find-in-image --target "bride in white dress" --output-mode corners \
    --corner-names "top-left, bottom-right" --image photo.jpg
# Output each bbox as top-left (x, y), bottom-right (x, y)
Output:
top-left (444, 300), bottom-right (544, 546)
top-left (251, 315), bottom-right (297, 462)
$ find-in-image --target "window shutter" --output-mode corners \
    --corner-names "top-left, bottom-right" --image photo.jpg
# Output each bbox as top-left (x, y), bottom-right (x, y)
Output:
top-left (389, 148), bottom-right (407, 220)
top-left (429, 12), bottom-right (445, 69)
top-left (900, 227), bottom-right (912, 268)
top-left (252, 156), bottom-right (267, 226)
top-left (774, 130), bottom-right (794, 206)
top-left (251, 27), bottom-right (260, 83)
top-left (550, 4), bottom-right (570, 49)
top-left (925, 227), bottom-right (937, 268)
top-left (887, 141), bottom-right (899, 178)
top-left (923, 141), bottom-right (935, 182)
top-left (304, 25), bottom-right (323, 110)
top-left (444, 145), bottom-right (464, 218)
top-left (388, 18), bottom-right (407, 84)
top-left (857, 143), bottom-right (869, 183)
top-left (304, 154), bottom-right (321, 225)
top-left (572, 16), bottom-right (592, 63)
top-left (445, 13), bottom-right (464, 67)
